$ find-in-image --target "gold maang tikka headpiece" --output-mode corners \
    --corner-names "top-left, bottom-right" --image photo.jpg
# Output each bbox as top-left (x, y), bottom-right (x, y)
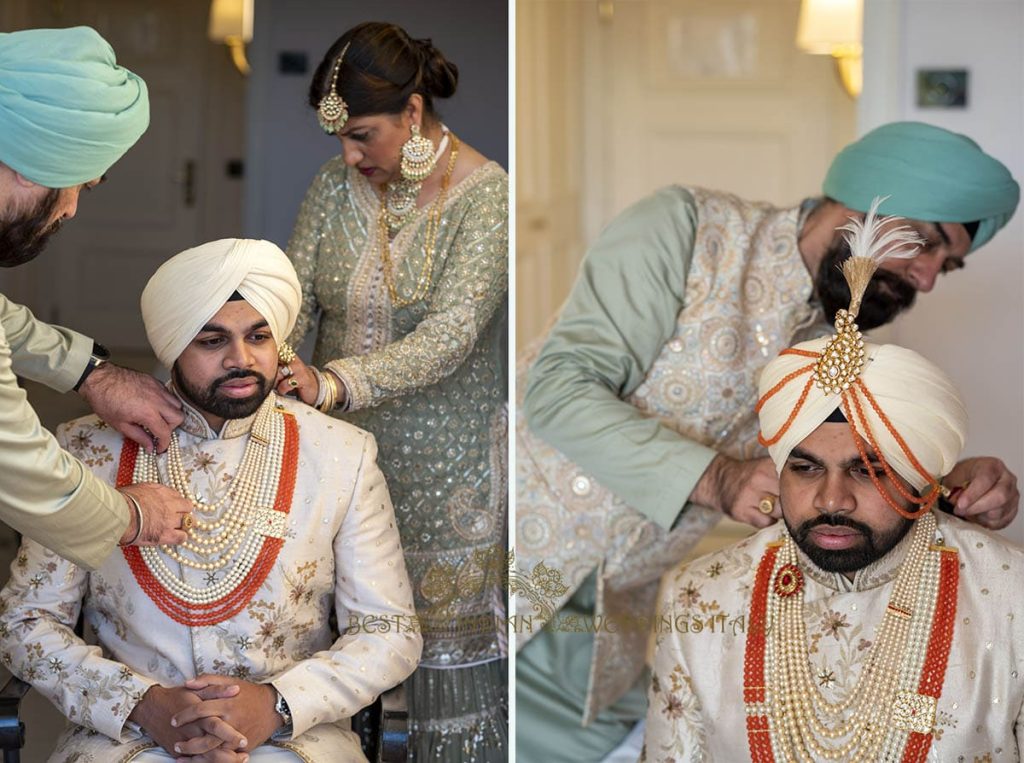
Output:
top-left (317, 42), bottom-right (352, 134)
top-left (812, 196), bottom-right (924, 394)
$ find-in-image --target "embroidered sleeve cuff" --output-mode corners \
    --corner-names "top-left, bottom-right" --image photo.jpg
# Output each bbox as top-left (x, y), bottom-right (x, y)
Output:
top-left (104, 672), bottom-right (159, 743)
top-left (270, 674), bottom-right (323, 739)
top-left (324, 359), bottom-right (370, 412)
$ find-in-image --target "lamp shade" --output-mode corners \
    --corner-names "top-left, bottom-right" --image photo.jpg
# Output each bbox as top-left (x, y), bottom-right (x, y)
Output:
top-left (796, 0), bottom-right (863, 54)
top-left (208, 0), bottom-right (254, 43)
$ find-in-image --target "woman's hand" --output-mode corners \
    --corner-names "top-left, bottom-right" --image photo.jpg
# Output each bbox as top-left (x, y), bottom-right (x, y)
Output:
top-left (275, 356), bottom-right (319, 406)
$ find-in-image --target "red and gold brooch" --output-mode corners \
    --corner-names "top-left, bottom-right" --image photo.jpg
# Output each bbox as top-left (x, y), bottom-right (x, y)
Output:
top-left (773, 563), bottom-right (804, 597)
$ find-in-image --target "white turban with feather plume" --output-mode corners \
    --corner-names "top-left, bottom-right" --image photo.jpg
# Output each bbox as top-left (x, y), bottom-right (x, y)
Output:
top-left (757, 339), bottom-right (967, 492)
top-left (756, 197), bottom-right (968, 513)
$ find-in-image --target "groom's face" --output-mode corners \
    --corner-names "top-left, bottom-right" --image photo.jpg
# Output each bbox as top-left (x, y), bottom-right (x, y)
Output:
top-left (172, 300), bottom-right (278, 427)
top-left (779, 423), bottom-right (914, 575)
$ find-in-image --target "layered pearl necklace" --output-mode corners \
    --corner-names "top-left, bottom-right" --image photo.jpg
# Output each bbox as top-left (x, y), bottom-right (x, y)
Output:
top-left (744, 512), bottom-right (960, 762)
top-left (119, 394), bottom-right (298, 626)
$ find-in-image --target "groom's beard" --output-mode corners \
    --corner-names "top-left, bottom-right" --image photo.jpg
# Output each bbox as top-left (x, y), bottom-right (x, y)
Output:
top-left (172, 365), bottom-right (274, 421)
top-left (785, 511), bottom-right (913, 573)
top-left (0, 189), bottom-right (63, 268)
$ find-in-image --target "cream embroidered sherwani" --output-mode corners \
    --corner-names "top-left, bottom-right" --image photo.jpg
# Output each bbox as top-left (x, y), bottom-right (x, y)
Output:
top-left (642, 511), bottom-right (1024, 761)
top-left (0, 394), bottom-right (422, 763)
top-left (0, 293), bottom-right (129, 567)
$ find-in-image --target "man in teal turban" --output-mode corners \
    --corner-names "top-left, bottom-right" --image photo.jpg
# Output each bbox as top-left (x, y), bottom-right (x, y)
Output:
top-left (813, 121), bottom-right (1020, 328)
top-left (0, 27), bottom-right (193, 569)
top-left (825, 121), bottom-right (1019, 252)
top-left (515, 121), bottom-right (1021, 762)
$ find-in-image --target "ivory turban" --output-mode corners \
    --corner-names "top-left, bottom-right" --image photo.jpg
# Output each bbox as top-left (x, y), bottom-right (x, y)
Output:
top-left (0, 27), bottom-right (149, 188)
top-left (141, 239), bottom-right (301, 368)
top-left (757, 338), bottom-right (968, 491)
top-left (823, 121), bottom-right (1019, 252)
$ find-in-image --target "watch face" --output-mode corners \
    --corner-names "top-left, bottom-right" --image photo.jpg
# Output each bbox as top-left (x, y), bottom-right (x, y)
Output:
top-left (94, 343), bottom-right (111, 359)
top-left (276, 692), bottom-right (291, 720)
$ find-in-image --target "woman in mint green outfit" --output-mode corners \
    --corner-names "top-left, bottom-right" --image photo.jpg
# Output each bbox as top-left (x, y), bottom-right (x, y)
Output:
top-left (282, 22), bottom-right (508, 763)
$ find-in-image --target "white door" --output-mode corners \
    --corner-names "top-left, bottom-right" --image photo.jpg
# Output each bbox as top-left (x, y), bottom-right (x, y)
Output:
top-left (584, 0), bottom-right (856, 230)
top-left (516, 0), bottom-right (591, 348)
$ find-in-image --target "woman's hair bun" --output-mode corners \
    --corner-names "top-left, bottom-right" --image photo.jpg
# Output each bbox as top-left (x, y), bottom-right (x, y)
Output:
top-left (310, 24), bottom-right (459, 119)
top-left (417, 38), bottom-right (459, 100)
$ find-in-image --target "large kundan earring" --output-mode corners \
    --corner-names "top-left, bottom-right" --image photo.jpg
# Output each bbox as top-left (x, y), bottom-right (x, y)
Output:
top-left (317, 42), bottom-right (351, 134)
top-left (400, 124), bottom-right (437, 182)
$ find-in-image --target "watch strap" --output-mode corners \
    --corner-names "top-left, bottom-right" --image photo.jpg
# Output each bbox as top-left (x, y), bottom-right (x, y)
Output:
top-left (73, 342), bottom-right (110, 392)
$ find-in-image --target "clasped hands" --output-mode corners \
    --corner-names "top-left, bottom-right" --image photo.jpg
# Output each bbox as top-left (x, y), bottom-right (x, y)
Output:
top-left (130, 675), bottom-right (283, 763)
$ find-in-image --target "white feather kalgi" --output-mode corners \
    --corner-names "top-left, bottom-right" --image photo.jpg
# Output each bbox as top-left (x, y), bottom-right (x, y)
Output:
top-left (835, 195), bottom-right (925, 317)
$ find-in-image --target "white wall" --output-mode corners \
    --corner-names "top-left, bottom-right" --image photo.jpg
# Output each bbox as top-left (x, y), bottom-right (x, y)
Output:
top-left (863, 0), bottom-right (1024, 543)
top-left (243, 0), bottom-right (508, 248)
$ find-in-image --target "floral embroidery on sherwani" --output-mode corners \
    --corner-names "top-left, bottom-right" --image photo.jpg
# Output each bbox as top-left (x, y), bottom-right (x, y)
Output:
top-left (0, 396), bottom-right (422, 762)
top-left (641, 513), bottom-right (1024, 761)
top-left (642, 663), bottom-right (707, 763)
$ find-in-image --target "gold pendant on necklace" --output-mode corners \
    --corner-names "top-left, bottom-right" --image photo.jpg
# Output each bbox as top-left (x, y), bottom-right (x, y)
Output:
top-left (378, 134), bottom-right (461, 308)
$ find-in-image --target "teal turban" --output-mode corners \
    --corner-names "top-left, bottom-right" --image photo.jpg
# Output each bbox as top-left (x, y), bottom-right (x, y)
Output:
top-left (0, 26), bottom-right (149, 188)
top-left (823, 121), bottom-right (1019, 252)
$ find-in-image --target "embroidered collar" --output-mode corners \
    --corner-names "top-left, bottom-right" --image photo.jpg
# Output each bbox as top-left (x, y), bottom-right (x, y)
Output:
top-left (172, 386), bottom-right (273, 441)
top-left (787, 514), bottom-right (927, 593)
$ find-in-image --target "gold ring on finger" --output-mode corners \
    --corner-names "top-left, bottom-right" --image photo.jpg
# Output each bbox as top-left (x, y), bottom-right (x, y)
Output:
top-left (182, 514), bottom-right (195, 531)
top-left (758, 496), bottom-right (776, 515)
top-left (288, 378), bottom-right (299, 388)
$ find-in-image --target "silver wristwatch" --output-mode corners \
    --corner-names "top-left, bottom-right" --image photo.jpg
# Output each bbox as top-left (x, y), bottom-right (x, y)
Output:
top-left (274, 689), bottom-right (292, 727)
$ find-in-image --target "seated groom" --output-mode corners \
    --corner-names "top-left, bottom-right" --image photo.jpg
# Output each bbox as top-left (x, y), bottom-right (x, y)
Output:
top-left (0, 239), bottom-right (422, 762)
top-left (641, 205), bottom-right (1024, 761)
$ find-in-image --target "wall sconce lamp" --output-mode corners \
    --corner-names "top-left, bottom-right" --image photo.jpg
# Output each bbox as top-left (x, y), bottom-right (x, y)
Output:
top-left (796, 0), bottom-right (863, 98)
top-left (208, 0), bottom-right (254, 76)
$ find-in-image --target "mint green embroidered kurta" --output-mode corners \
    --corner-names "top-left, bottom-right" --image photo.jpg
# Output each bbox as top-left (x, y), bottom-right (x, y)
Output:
top-left (516, 187), bottom-right (823, 762)
top-left (287, 156), bottom-right (508, 761)
top-left (517, 188), bottom-right (705, 763)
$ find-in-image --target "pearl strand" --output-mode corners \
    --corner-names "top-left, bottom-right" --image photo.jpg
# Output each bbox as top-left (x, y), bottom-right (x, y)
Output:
top-left (764, 513), bottom-right (939, 760)
top-left (132, 395), bottom-right (289, 604)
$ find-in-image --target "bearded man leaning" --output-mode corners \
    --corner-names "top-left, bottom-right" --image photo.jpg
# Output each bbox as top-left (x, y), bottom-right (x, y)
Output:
top-left (641, 208), bottom-right (1023, 761)
top-left (0, 239), bottom-right (422, 763)
top-left (0, 27), bottom-right (194, 564)
top-left (515, 121), bottom-right (1022, 762)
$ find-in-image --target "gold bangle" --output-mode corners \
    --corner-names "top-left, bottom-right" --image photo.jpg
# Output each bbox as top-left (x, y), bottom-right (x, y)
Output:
top-left (319, 371), bottom-right (339, 413)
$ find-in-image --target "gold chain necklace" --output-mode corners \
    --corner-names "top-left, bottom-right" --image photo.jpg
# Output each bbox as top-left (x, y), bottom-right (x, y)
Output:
top-left (378, 133), bottom-right (460, 308)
